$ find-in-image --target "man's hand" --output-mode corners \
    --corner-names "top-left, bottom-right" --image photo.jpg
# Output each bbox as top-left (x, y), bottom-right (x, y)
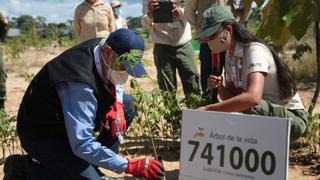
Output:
top-left (147, 0), bottom-right (159, 18)
top-left (208, 75), bottom-right (223, 89)
top-left (125, 157), bottom-right (165, 180)
top-left (105, 101), bottom-right (126, 138)
top-left (172, 4), bottom-right (182, 17)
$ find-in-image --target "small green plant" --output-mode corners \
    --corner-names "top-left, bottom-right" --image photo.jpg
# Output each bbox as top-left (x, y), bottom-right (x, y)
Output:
top-left (0, 110), bottom-right (18, 159)
top-left (24, 73), bottom-right (35, 84)
top-left (126, 79), bottom-right (206, 158)
top-left (303, 113), bottom-right (320, 155)
top-left (292, 43), bottom-right (312, 61)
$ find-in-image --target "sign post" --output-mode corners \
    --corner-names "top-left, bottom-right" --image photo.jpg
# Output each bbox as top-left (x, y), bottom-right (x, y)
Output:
top-left (179, 110), bottom-right (291, 180)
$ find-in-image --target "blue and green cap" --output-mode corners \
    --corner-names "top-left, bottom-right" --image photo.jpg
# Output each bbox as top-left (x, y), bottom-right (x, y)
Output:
top-left (196, 5), bottom-right (235, 40)
top-left (106, 28), bottom-right (147, 78)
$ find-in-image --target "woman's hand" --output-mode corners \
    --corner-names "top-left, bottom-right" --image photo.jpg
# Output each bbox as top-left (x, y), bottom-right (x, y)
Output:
top-left (208, 75), bottom-right (223, 89)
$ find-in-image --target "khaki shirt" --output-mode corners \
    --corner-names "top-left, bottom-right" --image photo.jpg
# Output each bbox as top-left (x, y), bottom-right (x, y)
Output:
top-left (141, 0), bottom-right (192, 47)
top-left (74, 0), bottom-right (115, 42)
top-left (184, 0), bottom-right (226, 35)
top-left (225, 42), bottom-right (304, 110)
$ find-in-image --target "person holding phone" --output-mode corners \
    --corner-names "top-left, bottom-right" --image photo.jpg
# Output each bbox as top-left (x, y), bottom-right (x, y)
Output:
top-left (141, 0), bottom-right (200, 97)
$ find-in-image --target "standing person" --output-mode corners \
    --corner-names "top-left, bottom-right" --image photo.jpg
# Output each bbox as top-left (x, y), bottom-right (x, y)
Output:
top-left (74, 0), bottom-right (115, 42)
top-left (0, 11), bottom-right (8, 110)
top-left (16, 29), bottom-right (164, 179)
top-left (141, 0), bottom-right (200, 96)
top-left (184, 0), bottom-right (226, 103)
top-left (110, 0), bottom-right (128, 29)
top-left (196, 5), bottom-right (307, 141)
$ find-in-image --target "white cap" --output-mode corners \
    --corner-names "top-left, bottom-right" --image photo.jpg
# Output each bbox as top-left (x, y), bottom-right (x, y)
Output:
top-left (110, 0), bottom-right (121, 8)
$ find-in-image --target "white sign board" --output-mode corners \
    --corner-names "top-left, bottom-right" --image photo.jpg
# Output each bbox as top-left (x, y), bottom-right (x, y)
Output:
top-left (179, 110), bottom-right (291, 180)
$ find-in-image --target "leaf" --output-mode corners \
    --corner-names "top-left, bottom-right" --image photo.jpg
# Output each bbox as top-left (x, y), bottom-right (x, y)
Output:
top-left (282, 1), bottom-right (316, 40)
top-left (311, 0), bottom-right (320, 21)
top-left (256, 0), bottom-right (292, 46)
top-left (259, 0), bottom-right (320, 42)
top-left (279, 0), bottom-right (299, 17)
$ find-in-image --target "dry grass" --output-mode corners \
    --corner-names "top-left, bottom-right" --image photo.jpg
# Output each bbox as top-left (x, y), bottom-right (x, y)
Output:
top-left (283, 30), bottom-right (317, 81)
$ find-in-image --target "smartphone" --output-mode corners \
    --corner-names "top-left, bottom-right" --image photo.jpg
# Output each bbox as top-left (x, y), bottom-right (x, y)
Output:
top-left (153, 1), bottom-right (174, 23)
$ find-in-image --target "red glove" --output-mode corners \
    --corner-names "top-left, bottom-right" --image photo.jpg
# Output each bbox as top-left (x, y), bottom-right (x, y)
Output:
top-left (125, 158), bottom-right (165, 180)
top-left (105, 101), bottom-right (126, 138)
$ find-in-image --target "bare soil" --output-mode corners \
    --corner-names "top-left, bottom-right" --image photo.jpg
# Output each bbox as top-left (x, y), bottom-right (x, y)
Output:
top-left (0, 46), bottom-right (319, 179)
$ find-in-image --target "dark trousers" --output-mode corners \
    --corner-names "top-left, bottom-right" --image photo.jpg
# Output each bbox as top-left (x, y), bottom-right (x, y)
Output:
top-left (20, 94), bottom-right (137, 180)
top-left (153, 42), bottom-right (200, 96)
top-left (199, 43), bottom-right (225, 103)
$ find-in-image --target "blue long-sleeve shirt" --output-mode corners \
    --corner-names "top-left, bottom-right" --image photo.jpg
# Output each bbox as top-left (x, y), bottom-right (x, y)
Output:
top-left (56, 82), bottom-right (128, 174)
top-left (54, 42), bottom-right (127, 174)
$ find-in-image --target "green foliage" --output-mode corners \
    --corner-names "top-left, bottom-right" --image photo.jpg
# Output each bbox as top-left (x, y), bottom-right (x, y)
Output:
top-left (127, 79), bottom-right (206, 156)
top-left (256, 0), bottom-right (292, 45)
top-left (257, 0), bottom-right (320, 45)
top-left (263, 36), bottom-right (283, 53)
top-left (2, 36), bottom-right (29, 60)
top-left (0, 110), bottom-right (18, 158)
top-left (45, 25), bottom-right (59, 40)
top-left (2, 15), bottom-right (77, 61)
top-left (292, 43), bottom-right (312, 61)
top-left (3, 33), bottom-right (53, 61)
top-left (246, 7), bottom-right (263, 34)
top-left (35, 16), bottom-right (47, 28)
top-left (303, 113), bottom-right (320, 155)
top-left (58, 36), bottom-right (79, 47)
top-left (24, 73), bottom-right (35, 84)
top-left (281, 0), bottom-right (320, 40)
top-left (243, 0), bottom-right (265, 29)
top-left (16, 15), bottom-right (36, 33)
top-left (126, 17), bottom-right (142, 30)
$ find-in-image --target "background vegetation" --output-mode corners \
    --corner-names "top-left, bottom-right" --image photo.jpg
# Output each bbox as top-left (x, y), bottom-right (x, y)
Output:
top-left (0, 3), bottom-right (319, 172)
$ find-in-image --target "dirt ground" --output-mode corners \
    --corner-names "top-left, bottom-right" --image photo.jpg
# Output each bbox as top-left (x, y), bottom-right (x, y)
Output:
top-left (1, 45), bottom-right (319, 179)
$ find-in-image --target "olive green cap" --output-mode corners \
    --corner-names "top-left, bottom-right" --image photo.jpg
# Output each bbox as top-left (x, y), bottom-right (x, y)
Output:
top-left (196, 5), bottom-right (235, 40)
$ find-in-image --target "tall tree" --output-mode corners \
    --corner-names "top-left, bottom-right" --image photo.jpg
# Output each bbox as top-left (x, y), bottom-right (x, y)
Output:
top-left (16, 15), bottom-right (36, 33)
top-left (35, 16), bottom-right (47, 28)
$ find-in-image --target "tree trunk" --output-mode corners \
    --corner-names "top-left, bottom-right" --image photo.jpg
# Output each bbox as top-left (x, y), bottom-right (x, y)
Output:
top-left (308, 21), bottom-right (320, 114)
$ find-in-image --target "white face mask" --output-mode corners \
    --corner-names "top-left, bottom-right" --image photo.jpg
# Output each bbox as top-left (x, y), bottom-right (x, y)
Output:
top-left (103, 53), bottom-right (129, 85)
top-left (208, 29), bottom-right (232, 53)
